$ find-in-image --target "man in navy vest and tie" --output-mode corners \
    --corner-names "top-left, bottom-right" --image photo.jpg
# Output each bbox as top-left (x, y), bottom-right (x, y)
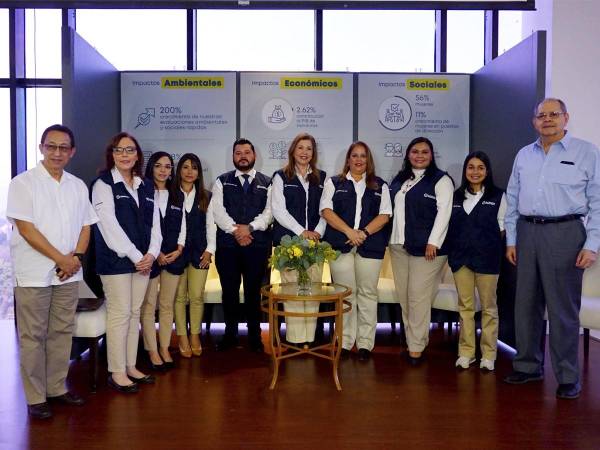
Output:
top-left (212, 138), bottom-right (272, 352)
top-left (504, 98), bottom-right (600, 399)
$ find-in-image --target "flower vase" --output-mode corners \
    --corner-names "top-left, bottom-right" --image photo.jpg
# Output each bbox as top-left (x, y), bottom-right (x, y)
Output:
top-left (296, 267), bottom-right (312, 296)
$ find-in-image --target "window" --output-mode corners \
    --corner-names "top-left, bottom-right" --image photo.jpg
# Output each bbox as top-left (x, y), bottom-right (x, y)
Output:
top-left (76, 9), bottom-right (187, 70)
top-left (25, 9), bottom-right (62, 79)
top-left (197, 10), bottom-right (315, 71)
top-left (323, 10), bottom-right (435, 72)
top-left (446, 10), bottom-right (485, 73)
top-left (26, 88), bottom-right (62, 170)
top-left (499, 11), bottom-right (523, 55)
top-left (0, 9), bottom-right (8, 78)
top-left (0, 88), bottom-right (13, 320)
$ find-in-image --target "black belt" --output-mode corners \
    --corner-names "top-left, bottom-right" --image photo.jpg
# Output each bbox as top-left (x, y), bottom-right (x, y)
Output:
top-left (520, 214), bottom-right (583, 224)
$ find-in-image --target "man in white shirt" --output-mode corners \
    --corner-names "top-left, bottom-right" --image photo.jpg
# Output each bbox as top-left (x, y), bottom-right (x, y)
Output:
top-left (7, 124), bottom-right (98, 419)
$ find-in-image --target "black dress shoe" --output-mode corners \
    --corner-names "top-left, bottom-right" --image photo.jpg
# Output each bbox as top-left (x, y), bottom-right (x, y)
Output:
top-left (107, 376), bottom-right (139, 393)
top-left (556, 382), bottom-right (581, 399)
top-left (358, 348), bottom-right (371, 361)
top-left (47, 392), bottom-right (85, 406)
top-left (162, 361), bottom-right (175, 370)
top-left (150, 362), bottom-right (166, 371)
top-left (340, 348), bottom-right (352, 360)
top-left (216, 336), bottom-right (239, 352)
top-left (28, 402), bottom-right (52, 420)
top-left (129, 374), bottom-right (156, 384)
top-left (503, 371), bottom-right (544, 385)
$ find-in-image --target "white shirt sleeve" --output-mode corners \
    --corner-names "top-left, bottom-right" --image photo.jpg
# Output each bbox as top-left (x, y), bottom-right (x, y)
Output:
top-left (147, 201), bottom-right (163, 258)
top-left (378, 183), bottom-right (393, 216)
top-left (205, 199), bottom-right (217, 255)
top-left (211, 178), bottom-right (237, 234)
top-left (250, 184), bottom-right (273, 231)
top-left (319, 178), bottom-right (335, 212)
top-left (6, 176), bottom-right (34, 224)
top-left (78, 180), bottom-right (99, 226)
top-left (315, 217), bottom-right (327, 236)
top-left (177, 211), bottom-right (187, 247)
top-left (427, 175), bottom-right (454, 248)
top-left (91, 179), bottom-right (143, 264)
top-left (271, 173), bottom-right (305, 236)
top-left (498, 192), bottom-right (508, 232)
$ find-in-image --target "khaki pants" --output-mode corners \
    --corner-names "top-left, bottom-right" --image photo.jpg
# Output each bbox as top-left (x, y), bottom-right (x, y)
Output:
top-left (281, 264), bottom-right (323, 343)
top-left (15, 282), bottom-right (79, 405)
top-left (389, 244), bottom-right (447, 353)
top-left (329, 249), bottom-right (383, 351)
top-left (174, 264), bottom-right (208, 336)
top-left (100, 273), bottom-right (150, 374)
top-left (453, 266), bottom-right (499, 360)
top-left (141, 271), bottom-right (180, 352)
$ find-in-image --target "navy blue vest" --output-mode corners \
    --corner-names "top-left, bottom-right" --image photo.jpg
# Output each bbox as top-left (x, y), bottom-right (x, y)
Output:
top-left (92, 172), bottom-right (155, 275)
top-left (184, 190), bottom-right (211, 269)
top-left (150, 190), bottom-right (185, 278)
top-left (322, 175), bottom-right (389, 259)
top-left (272, 169), bottom-right (326, 246)
top-left (390, 169), bottom-right (450, 257)
top-left (447, 188), bottom-right (504, 274)
top-left (216, 170), bottom-right (272, 248)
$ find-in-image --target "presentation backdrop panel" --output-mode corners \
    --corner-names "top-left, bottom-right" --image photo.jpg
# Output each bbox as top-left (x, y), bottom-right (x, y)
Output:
top-left (121, 72), bottom-right (237, 183)
top-left (240, 72), bottom-right (354, 178)
top-left (358, 73), bottom-right (470, 183)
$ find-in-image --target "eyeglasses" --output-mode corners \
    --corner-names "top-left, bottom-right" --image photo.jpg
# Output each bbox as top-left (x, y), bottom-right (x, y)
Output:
top-left (154, 163), bottom-right (173, 170)
top-left (535, 111), bottom-right (565, 120)
top-left (42, 143), bottom-right (72, 154)
top-left (112, 146), bottom-right (137, 155)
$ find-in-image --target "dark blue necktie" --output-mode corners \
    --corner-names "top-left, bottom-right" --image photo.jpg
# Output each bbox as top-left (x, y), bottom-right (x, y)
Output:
top-left (242, 174), bottom-right (250, 193)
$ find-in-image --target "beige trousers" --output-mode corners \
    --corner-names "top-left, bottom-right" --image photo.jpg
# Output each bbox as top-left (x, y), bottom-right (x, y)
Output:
top-left (174, 264), bottom-right (208, 336)
top-left (389, 244), bottom-right (447, 353)
top-left (329, 249), bottom-right (383, 351)
top-left (14, 282), bottom-right (79, 405)
top-left (281, 264), bottom-right (323, 343)
top-left (141, 271), bottom-right (180, 352)
top-left (452, 266), bottom-right (499, 360)
top-left (100, 273), bottom-right (150, 373)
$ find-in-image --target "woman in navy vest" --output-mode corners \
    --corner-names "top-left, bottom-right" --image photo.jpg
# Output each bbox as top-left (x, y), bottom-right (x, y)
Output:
top-left (140, 152), bottom-right (186, 371)
top-left (321, 141), bottom-right (392, 361)
top-left (173, 153), bottom-right (215, 358)
top-left (448, 151), bottom-right (506, 371)
top-left (91, 132), bottom-right (162, 392)
top-left (272, 133), bottom-right (327, 345)
top-left (389, 137), bottom-right (453, 365)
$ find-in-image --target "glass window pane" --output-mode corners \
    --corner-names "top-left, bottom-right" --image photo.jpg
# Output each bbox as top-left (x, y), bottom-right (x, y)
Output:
top-left (447, 11), bottom-right (484, 73)
top-left (0, 88), bottom-right (13, 319)
top-left (499, 11), bottom-right (523, 55)
top-left (76, 9), bottom-right (187, 71)
top-left (323, 11), bottom-right (435, 72)
top-left (26, 88), bottom-right (62, 170)
top-left (197, 10), bottom-right (314, 71)
top-left (0, 9), bottom-right (8, 78)
top-left (25, 9), bottom-right (62, 78)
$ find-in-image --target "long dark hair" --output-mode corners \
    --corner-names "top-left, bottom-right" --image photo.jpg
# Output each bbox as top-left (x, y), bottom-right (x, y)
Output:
top-left (101, 131), bottom-right (144, 177)
top-left (173, 153), bottom-right (209, 212)
top-left (145, 151), bottom-right (177, 204)
top-left (340, 141), bottom-right (379, 190)
top-left (392, 137), bottom-right (440, 185)
top-left (457, 151), bottom-right (500, 200)
top-left (283, 132), bottom-right (321, 185)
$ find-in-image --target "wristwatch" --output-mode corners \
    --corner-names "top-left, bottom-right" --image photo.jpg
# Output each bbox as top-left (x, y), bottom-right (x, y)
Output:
top-left (248, 224), bottom-right (255, 233)
top-left (362, 228), bottom-right (371, 237)
top-left (73, 252), bottom-right (84, 262)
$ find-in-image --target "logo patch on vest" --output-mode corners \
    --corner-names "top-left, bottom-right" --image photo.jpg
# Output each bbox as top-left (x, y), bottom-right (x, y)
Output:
top-left (481, 201), bottom-right (496, 206)
top-left (335, 189), bottom-right (349, 193)
top-left (145, 197), bottom-right (154, 202)
top-left (115, 195), bottom-right (129, 200)
top-left (375, 192), bottom-right (382, 197)
top-left (257, 185), bottom-right (268, 191)
top-left (284, 184), bottom-right (300, 188)
top-left (223, 182), bottom-right (237, 187)
top-left (423, 193), bottom-right (436, 200)
top-left (170, 205), bottom-right (182, 211)
top-left (453, 204), bottom-right (462, 208)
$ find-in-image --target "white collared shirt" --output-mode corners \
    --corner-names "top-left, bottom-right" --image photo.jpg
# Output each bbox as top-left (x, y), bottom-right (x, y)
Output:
top-left (181, 186), bottom-right (217, 254)
top-left (91, 167), bottom-right (162, 264)
top-left (390, 169), bottom-right (454, 247)
top-left (156, 189), bottom-right (186, 248)
top-left (271, 168), bottom-right (327, 236)
top-left (7, 162), bottom-right (98, 287)
top-left (320, 172), bottom-right (393, 228)
top-left (211, 169), bottom-right (272, 234)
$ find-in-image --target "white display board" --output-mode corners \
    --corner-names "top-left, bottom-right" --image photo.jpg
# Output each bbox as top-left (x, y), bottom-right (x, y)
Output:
top-left (239, 72), bottom-right (354, 178)
top-left (121, 72), bottom-right (237, 183)
top-left (358, 73), bottom-right (470, 183)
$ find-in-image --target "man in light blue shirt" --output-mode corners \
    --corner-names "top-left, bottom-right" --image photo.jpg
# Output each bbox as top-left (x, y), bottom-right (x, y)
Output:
top-left (503, 98), bottom-right (600, 399)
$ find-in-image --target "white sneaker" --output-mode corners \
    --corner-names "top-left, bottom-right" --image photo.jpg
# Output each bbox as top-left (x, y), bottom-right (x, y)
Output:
top-left (480, 359), bottom-right (495, 371)
top-left (455, 356), bottom-right (476, 369)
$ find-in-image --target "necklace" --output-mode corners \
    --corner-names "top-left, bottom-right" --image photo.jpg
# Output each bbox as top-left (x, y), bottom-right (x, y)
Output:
top-left (401, 173), bottom-right (424, 194)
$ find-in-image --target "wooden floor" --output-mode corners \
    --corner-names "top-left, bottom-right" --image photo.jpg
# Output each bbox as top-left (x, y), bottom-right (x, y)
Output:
top-left (1, 321), bottom-right (599, 450)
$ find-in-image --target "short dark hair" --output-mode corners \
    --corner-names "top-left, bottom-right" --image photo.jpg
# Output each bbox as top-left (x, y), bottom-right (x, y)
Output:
top-left (232, 138), bottom-right (255, 154)
top-left (40, 124), bottom-right (75, 148)
top-left (457, 151), bottom-right (500, 200)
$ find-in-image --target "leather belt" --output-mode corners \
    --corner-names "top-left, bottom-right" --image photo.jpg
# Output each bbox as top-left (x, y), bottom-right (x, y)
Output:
top-left (520, 214), bottom-right (583, 224)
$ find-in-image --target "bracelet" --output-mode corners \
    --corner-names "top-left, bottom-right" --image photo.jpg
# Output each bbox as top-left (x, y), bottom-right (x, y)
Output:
top-left (73, 253), bottom-right (84, 262)
top-left (362, 228), bottom-right (370, 237)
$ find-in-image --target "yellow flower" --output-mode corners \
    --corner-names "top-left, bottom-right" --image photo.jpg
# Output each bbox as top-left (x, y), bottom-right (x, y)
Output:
top-left (308, 240), bottom-right (316, 248)
top-left (293, 246), bottom-right (303, 257)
